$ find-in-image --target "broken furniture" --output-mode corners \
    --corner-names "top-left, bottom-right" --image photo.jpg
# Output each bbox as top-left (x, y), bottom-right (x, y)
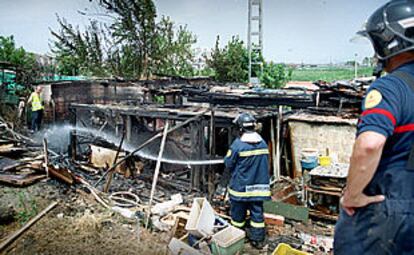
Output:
top-left (306, 163), bottom-right (349, 220)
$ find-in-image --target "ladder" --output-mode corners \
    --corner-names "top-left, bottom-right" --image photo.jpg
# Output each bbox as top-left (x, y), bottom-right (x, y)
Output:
top-left (248, 0), bottom-right (263, 85)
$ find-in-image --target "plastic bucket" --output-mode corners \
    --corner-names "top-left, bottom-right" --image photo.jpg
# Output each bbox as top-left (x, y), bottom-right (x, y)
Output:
top-left (319, 156), bottom-right (331, 167)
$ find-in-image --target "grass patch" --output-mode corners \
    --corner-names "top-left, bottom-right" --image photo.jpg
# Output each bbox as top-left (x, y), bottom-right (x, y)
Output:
top-left (15, 191), bottom-right (38, 225)
top-left (291, 67), bottom-right (374, 82)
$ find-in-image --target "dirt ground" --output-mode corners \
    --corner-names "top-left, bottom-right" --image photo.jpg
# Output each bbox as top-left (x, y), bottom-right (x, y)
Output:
top-left (0, 181), bottom-right (169, 255)
top-left (0, 180), bottom-right (334, 255)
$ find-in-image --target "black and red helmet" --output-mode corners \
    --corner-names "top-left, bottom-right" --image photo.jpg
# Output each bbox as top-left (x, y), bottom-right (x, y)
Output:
top-left (359, 0), bottom-right (414, 60)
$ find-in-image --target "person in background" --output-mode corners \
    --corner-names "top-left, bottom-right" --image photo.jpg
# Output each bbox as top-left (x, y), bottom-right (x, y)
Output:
top-left (27, 86), bottom-right (44, 132)
top-left (223, 112), bottom-right (271, 249)
top-left (17, 97), bottom-right (26, 124)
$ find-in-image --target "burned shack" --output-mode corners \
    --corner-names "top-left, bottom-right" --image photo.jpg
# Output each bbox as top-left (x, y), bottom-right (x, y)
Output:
top-left (39, 77), bottom-right (366, 204)
top-left (69, 102), bottom-right (279, 193)
top-left (0, 76), bottom-right (371, 254)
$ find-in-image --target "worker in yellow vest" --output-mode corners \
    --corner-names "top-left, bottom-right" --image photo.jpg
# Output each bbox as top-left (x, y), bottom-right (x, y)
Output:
top-left (27, 86), bottom-right (44, 132)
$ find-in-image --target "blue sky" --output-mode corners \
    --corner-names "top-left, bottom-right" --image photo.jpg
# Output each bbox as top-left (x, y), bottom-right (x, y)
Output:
top-left (0, 0), bottom-right (389, 64)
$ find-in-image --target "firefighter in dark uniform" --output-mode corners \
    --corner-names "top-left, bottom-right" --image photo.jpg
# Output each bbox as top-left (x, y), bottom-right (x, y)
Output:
top-left (224, 113), bottom-right (270, 248)
top-left (335, 1), bottom-right (414, 254)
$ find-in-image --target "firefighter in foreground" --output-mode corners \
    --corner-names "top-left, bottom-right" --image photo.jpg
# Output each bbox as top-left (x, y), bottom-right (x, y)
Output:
top-left (223, 113), bottom-right (270, 248)
top-left (27, 86), bottom-right (44, 132)
top-left (335, 0), bottom-right (414, 253)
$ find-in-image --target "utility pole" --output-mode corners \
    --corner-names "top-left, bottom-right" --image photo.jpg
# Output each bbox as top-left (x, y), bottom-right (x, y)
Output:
top-left (248, 0), bottom-right (263, 85)
top-left (354, 53), bottom-right (358, 79)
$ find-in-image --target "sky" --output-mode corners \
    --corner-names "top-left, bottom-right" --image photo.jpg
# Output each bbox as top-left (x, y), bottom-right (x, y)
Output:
top-left (0, 0), bottom-right (389, 64)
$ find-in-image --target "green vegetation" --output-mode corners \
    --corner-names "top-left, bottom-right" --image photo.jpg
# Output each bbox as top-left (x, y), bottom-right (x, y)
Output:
top-left (51, 0), bottom-right (197, 79)
top-left (0, 35), bottom-right (41, 85)
top-left (0, 36), bottom-right (36, 70)
top-left (260, 62), bottom-right (293, 89)
top-left (291, 66), bottom-right (374, 82)
top-left (205, 36), bottom-right (291, 88)
top-left (205, 36), bottom-right (249, 83)
top-left (15, 191), bottom-right (38, 225)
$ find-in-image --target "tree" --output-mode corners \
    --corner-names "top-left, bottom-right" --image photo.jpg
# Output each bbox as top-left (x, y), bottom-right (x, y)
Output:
top-left (260, 62), bottom-right (292, 89)
top-left (98, 0), bottom-right (157, 78)
top-left (152, 16), bottom-right (197, 77)
top-left (0, 35), bottom-right (38, 84)
top-left (0, 36), bottom-right (36, 70)
top-left (50, 16), bottom-right (106, 76)
top-left (51, 0), bottom-right (197, 79)
top-left (205, 36), bottom-right (249, 82)
top-left (362, 56), bottom-right (374, 67)
top-left (205, 36), bottom-right (290, 87)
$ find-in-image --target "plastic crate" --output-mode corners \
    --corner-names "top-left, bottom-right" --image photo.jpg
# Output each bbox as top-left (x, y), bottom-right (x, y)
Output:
top-left (272, 243), bottom-right (309, 255)
top-left (211, 226), bottom-right (245, 255)
top-left (185, 198), bottom-right (215, 238)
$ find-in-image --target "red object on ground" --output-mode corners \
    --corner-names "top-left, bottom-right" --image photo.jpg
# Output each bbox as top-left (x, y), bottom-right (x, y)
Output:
top-left (264, 213), bottom-right (285, 226)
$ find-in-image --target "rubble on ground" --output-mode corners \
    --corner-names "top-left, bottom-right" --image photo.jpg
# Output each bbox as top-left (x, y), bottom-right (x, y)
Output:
top-left (0, 77), bottom-right (369, 254)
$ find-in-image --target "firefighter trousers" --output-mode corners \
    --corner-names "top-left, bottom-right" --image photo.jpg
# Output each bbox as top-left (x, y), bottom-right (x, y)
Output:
top-left (230, 200), bottom-right (265, 242)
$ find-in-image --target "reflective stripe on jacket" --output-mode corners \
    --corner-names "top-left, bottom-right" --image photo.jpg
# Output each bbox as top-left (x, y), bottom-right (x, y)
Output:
top-left (224, 135), bottom-right (271, 202)
top-left (31, 92), bottom-right (44, 111)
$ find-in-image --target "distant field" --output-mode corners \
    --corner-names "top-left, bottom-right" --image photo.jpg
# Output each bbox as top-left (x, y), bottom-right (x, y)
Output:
top-left (291, 67), bottom-right (374, 82)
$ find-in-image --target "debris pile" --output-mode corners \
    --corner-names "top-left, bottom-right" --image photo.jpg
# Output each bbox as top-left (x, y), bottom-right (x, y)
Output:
top-left (310, 78), bottom-right (373, 117)
top-left (0, 76), bottom-right (370, 254)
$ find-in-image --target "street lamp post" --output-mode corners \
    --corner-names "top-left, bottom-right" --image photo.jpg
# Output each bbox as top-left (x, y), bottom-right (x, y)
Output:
top-left (354, 53), bottom-right (358, 79)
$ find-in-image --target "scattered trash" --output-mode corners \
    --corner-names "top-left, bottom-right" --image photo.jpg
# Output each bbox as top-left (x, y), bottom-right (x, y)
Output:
top-left (272, 243), bottom-right (310, 255)
top-left (186, 198), bottom-right (216, 238)
top-left (299, 232), bottom-right (334, 253)
top-left (112, 206), bottom-right (136, 219)
top-left (151, 193), bottom-right (183, 216)
top-left (168, 237), bottom-right (203, 255)
top-left (264, 213), bottom-right (285, 226)
top-left (211, 225), bottom-right (245, 255)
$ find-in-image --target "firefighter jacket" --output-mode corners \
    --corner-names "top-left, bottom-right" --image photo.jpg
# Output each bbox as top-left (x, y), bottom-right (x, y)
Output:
top-left (224, 132), bottom-right (271, 202)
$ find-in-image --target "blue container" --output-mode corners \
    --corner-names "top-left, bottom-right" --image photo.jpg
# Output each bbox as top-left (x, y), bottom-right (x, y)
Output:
top-left (300, 157), bottom-right (318, 170)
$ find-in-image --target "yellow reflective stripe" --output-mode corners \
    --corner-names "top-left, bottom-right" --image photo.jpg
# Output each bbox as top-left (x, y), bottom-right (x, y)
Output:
top-left (239, 149), bottom-right (269, 157)
top-left (250, 221), bottom-right (265, 228)
top-left (231, 220), bottom-right (245, 228)
top-left (226, 149), bottom-right (232, 157)
top-left (228, 188), bottom-right (271, 197)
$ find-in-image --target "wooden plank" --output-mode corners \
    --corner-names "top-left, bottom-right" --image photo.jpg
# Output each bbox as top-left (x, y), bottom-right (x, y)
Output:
top-left (270, 118), bottom-right (277, 180)
top-left (264, 200), bottom-right (309, 223)
top-left (0, 157), bottom-right (22, 172)
top-left (275, 106), bottom-right (283, 179)
top-left (309, 209), bottom-right (338, 221)
top-left (43, 139), bottom-right (49, 178)
top-left (0, 173), bottom-right (46, 187)
top-left (288, 123), bottom-right (298, 178)
top-left (306, 186), bottom-right (341, 197)
top-left (48, 167), bottom-right (74, 185)
top-left (208, 107), bottom-right (215, 199)
top-left (90, 145), bottom-right (126, 171)
top-left (146, 121), bottom-right (170, 228)
top-left (104, 128), bottom-right (126, 193)
top-left (0, 202), bottom-right (58, 252)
